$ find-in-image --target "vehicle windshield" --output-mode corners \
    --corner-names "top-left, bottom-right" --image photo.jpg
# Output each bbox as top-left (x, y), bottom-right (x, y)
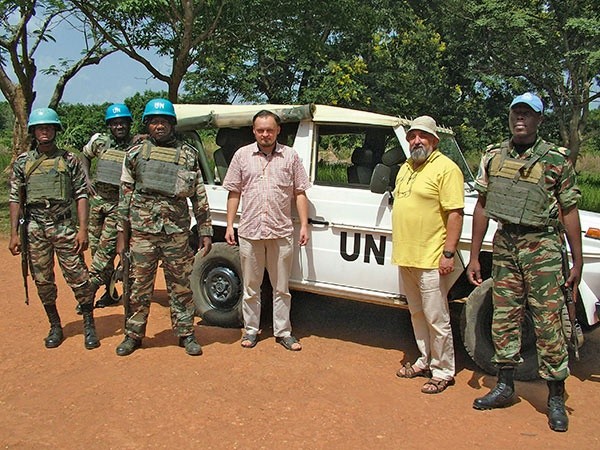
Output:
top-left (437, 134), bottom-right (476, 188)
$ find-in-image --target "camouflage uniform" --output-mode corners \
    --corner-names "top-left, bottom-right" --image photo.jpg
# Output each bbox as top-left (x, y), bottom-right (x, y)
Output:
top-left (82, 133), bottom-right (133, 289)
top-left (118, 136), bottom-right (212, 340)
top-left (475, 137), bottom-right (580, 380)
top-left (9, 148), bottom-right (94, 306)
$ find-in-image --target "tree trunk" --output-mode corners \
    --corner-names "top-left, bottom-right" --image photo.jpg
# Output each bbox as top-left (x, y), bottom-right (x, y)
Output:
top-left (10, 88), bottom-right (31, 163)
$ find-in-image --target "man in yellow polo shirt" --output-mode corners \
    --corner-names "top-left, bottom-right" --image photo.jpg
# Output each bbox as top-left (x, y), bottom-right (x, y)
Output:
top-left (392, 115), bottom-right (464, 394)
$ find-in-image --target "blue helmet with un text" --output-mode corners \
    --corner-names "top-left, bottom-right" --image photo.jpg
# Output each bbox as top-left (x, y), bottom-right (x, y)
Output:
top-left (105, 103), bottom-right (133, 123)
top-left (142, 98), bottom-right (177, 124)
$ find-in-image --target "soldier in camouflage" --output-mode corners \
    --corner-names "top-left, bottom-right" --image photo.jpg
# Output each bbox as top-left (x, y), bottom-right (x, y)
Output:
top-left (8, 108), bottom-right (100, 350)
top-left (467, 93), bottom-right (583, 432)
top-left (78, 104), bottom-right (137, 312)
top-left (115, 98), bottom-right (212, 357)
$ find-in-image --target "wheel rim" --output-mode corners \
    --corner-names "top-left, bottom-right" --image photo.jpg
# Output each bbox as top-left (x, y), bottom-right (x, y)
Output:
top-left (201, 265), bottom-right (241, 311)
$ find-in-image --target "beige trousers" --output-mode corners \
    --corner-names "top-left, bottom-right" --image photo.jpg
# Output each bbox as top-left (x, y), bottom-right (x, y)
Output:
top-left (239, 236), bottom-right (294, 337)
top-left (400, 267), bottom-right (455, 380)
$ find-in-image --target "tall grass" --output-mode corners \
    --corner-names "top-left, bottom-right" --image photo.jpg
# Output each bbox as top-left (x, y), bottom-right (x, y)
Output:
top-left (578, 172), bottom-right (600, 213)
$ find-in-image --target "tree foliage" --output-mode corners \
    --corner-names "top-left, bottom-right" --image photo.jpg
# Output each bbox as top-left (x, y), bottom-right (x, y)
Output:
top-left (68, 0), bottom-right (225, 102)
top-left (186, 0), bottom-right (455, 117)
top-left (418, 0), bottom-right (600, 162)
top-left (0, 0), bottom-right (114, 157)
top-left (1, 0), bottom-right (598, 164)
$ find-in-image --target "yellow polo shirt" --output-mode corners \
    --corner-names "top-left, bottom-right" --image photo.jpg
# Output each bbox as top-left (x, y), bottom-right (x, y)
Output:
top-left (391, 150), bottom-right (464, 269)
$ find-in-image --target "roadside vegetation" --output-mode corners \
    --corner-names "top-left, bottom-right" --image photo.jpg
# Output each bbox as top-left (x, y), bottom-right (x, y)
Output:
top-left (1, 1), bottom-right (598, 233)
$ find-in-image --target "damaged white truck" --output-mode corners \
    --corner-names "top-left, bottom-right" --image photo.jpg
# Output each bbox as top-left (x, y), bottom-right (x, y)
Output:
top-left (174, 103), bottom-right (600, 380)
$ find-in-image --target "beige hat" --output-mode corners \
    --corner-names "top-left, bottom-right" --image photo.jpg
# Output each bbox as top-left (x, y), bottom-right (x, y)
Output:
top-left (407, 115), bottom-right (439, 140)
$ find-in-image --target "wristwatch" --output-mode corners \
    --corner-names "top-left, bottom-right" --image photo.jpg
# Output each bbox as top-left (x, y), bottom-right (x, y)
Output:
top-left (442, 250), bottom-right (455, 259)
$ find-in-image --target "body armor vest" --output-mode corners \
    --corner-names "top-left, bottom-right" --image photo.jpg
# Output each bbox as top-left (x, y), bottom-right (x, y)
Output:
top-left (25, 151), bottom-right (71, 204)
top-left (96, 147), bottom-right (126, 187)
top-left (485, 141), bottom-right (554, 227)
top-left (137, 141), bottom-right (197, 198)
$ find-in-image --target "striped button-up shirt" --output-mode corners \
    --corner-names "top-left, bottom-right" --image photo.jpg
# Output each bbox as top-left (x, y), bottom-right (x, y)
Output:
top-left (223, 142), bottom-right (311, 240)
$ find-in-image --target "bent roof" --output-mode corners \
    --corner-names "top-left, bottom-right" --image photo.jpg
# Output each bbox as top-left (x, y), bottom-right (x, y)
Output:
top-left (174, 103), bottom-right (453, 135)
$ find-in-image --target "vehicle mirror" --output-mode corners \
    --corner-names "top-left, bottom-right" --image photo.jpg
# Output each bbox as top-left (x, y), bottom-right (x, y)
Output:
top-left (370, 163), bottom-right (391, 194)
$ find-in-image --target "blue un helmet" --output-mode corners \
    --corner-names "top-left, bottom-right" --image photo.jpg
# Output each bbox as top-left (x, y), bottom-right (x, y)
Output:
top-left (105, 103), bottom-right (133, 123)
top-left (142, 98), bottom-right (177, 125)
top-left (27, 108), bottom-right (62, 133)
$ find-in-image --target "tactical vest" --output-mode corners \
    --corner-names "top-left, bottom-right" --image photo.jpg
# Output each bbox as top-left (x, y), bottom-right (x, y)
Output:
top-left (485, 141), bottom-right (554, 227)
top-left (96, 147), bottom-right (126, 187)
top-left (25, 151), bottom-right (72, 204)
top-left (137, 141), bottom-right (197, 198)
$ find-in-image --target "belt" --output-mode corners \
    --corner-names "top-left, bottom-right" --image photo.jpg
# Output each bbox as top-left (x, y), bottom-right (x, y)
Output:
top-left (29, 210), bottom-right (72, 226)
top-left (500, 223), bottom-right (555, 234)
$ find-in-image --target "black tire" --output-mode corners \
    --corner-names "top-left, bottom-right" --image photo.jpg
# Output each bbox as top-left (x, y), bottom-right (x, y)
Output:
top-left (460, 278), bottom-right (539, 381)
top-left (191, 243), bottom-right (243, 327)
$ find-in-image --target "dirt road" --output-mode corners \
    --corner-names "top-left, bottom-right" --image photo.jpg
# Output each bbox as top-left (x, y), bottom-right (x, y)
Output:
top-left (0, 241), bottom-right (599, 449)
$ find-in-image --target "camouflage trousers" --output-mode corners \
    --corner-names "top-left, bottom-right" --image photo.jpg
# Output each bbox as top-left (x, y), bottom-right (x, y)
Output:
top-left (88, 194), bottom-right (119, 289)
top-left (27, 218), bottom-right (93, 306)
top-left (124, 230), bottom-right (195, 340)
top-left (491, 227), bottom-right (569, 380)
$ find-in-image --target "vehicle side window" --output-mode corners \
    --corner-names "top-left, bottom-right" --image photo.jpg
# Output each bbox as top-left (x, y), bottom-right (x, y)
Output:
top-left (314, 125), bottom-right (399, 188)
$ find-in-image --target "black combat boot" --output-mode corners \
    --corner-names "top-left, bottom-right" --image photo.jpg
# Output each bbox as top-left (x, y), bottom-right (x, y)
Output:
top-left (79, 303), bottom-right (101, 350)
top-left (116, 336), bottom-right (142, 356)
top-left (547, 380), bottom-right (568, 432)
top-left (179, 334), bottom-right (203, 356)
top-left (43, 304), bottom-right (64, 348)
top-left (473, 366), bottom-right (516, 410)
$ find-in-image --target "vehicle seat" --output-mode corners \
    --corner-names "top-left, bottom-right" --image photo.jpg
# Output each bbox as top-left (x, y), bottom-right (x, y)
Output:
top-left (347, 147), bottom-right (375, 184)
top-left (381, 146), bottom-right (406, 187)
top-left (214, 129), bottom-right (242, 182)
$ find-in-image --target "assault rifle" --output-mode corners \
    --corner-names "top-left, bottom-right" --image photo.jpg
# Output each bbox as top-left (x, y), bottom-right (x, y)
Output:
top-left (18, 183), bottom-right (29, 305)
top-left (120, 220), bottom-right (132, 326)
top-left (560, 238), bottom-right (580, 361)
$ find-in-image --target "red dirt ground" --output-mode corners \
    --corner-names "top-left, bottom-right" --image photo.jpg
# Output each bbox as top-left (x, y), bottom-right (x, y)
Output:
top-left (0, 239), bottom-right (599, 449)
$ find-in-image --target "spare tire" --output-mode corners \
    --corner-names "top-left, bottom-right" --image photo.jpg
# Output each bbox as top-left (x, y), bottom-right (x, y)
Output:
top-left (460, 278), bottom-right (539, 381)
top-left (191, 243), bottom-right (243, 327)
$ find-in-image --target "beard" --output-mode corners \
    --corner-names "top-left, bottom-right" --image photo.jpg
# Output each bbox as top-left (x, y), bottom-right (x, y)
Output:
top-left (410, 145), bottom-right (432, 165)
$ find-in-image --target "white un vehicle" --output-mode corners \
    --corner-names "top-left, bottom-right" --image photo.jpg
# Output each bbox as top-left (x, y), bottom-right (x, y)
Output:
top-left (174, 103), bottom-right (600, 380)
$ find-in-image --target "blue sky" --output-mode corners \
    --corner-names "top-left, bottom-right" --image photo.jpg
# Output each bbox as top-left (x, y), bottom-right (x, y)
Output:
top-left (3, 23), bottom-right (169, 107)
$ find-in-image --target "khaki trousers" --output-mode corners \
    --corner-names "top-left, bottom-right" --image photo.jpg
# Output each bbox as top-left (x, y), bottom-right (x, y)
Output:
top-left (400, 267), bottom-right (455, 380)
top-left (239, 236), bottom-right (294, 337)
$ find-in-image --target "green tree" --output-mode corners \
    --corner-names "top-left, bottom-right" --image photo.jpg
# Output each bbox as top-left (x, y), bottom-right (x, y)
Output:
top-left (69, 0), bottom-right (225, 102)
top-left (420, 0), bottom-right (600, 163)
top-left (0, 0), bottom-right (115, 157)
top-left (186, 0), bottom-right (454, 117)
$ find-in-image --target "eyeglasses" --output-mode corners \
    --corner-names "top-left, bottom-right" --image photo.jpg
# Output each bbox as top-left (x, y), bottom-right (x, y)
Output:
top-left (395, 170), bottom-right (418, 198)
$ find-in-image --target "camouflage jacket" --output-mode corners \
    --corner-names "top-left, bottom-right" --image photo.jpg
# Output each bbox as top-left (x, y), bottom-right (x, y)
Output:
top-left (474, 137), bottom-right (581, 225)
top-left (9, 147), bottom-right (88, 221)
top-left (118, 137), bottom-right (213, 236)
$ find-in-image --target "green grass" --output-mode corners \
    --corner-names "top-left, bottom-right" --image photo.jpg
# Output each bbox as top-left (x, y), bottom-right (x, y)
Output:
top-left (578, 172), bottom-right (600, 213)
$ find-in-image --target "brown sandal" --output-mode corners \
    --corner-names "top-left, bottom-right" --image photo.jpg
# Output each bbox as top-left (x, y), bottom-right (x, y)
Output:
top-left (421, 377), bottom-right (455, 394)
top-left (396, 362), bottom-right (432, 379)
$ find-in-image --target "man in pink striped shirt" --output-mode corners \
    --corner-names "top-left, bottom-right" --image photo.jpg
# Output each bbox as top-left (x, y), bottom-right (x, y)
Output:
top-left (223, 110), bottom-right (311, 351)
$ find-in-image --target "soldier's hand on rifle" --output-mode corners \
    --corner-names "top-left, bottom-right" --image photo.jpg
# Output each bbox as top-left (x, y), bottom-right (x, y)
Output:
top-left (8, 235), bottom-right (21, 256)
top-left (565, 265), bottom-right (582, 303)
